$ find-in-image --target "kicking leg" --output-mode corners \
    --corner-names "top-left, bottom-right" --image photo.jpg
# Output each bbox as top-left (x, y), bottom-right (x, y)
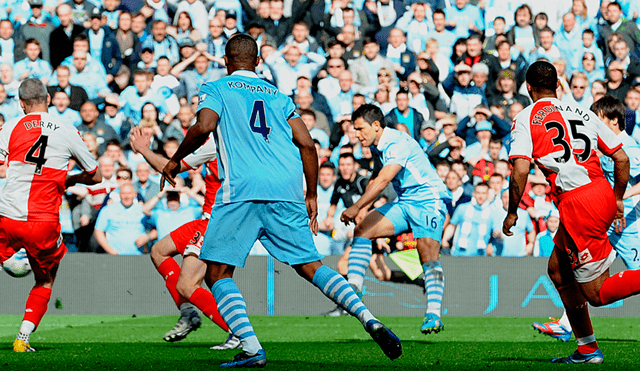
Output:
top-left (295, 261), bottom-right (402, 360)
top-left (416, 237), bottom-right (445, 334)
top-left (151, 236), bottom-right (187, 309)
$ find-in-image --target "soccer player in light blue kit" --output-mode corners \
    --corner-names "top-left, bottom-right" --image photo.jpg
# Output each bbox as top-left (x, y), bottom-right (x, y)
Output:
top-left (533, 95), bottom-right (640, 341)
top-left (341, 103), bottom-right (451, 334)
top-left (160, 34), bottom-right (401, 368)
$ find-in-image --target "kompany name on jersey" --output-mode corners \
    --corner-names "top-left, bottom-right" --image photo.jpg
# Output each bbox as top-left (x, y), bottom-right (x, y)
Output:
top-left (24, 120), bottom-right (60, 131)
top-left (531, 104), bottom-right (591, 126)
top-left (226, 81), bottom-right (277, 96)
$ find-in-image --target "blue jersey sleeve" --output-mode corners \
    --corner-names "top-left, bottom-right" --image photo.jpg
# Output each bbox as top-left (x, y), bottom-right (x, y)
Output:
top-left (197, 83), bottom-right (223, 115)
top-left (384, 141), bottom-right (410, 167)
top-left (450, 204), bottom-right (465, 226)
top-left (283, 96), bottom-right (299, 120)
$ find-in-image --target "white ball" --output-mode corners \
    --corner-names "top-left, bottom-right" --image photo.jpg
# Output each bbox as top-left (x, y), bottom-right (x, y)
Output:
top-left (2, 248), bottom-right (32, 278)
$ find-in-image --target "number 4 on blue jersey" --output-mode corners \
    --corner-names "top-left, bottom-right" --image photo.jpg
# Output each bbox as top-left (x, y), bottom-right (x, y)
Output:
top-left (250, 100), bottom-right (271, 142)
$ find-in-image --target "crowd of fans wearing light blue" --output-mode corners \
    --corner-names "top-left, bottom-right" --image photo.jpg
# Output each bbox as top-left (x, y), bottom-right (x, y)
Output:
top-left (0, 0), bottom-right (639, 261)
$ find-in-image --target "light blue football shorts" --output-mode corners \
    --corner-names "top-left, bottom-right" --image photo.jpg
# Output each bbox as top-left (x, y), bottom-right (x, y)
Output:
top-left (200, 201), bottom-right (324, 267)
top-left (376, 198), bottom-right (446, 242)
top-left (609, 228), bottom-right (640, 270)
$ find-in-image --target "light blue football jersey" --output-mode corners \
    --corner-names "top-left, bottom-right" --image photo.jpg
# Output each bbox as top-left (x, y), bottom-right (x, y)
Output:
top-left (373, 127), bottom-right (450, 203)
top-left (197, 70), bottom-right (303, 204)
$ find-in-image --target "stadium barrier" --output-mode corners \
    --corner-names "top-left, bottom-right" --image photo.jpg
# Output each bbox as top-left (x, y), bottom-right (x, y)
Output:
top-left (1, 255), bottom-right (637, 317)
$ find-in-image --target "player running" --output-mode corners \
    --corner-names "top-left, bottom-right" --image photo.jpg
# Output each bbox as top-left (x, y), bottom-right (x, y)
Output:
top-left (504, 61), bottom-right (640, 364)
top-left (129, 127), bottom-right (238, 349)
top-left (340, 103), bottom-right (451, 334)
top-left (161, 34), bottom-right (402, 368)
top-left (532, 95), bottom-right (640, 343)
top-left (0, 79), bottom-right (102, 352)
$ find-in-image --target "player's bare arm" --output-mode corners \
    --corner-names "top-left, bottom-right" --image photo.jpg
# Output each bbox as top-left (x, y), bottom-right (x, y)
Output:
top-left (288, 116), bottom-right (319, 235)
top-left (610, 147), bottom-right (630, 232)
top-left (65, 168), bottom-right (102, 188)
top-left (130, 126), bottom-right (189, 174)
top-left (503, 158), bottom-right (530, 236)
top-left (162, 108), bottom-right (219, 189)
top-left (341, 164), bottom-right (401, 225)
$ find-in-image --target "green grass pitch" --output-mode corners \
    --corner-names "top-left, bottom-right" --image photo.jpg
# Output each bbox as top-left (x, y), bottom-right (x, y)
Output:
top-left (0, 315), bottom-right (638, 370)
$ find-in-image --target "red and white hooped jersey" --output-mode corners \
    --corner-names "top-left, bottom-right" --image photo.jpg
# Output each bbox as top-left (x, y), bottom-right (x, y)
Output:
top-left (509, 98), bottom-right (622, 202)
top-left (181, 135), bottom-right (220, 215)
top-left (0, 112), bottom-right (98, 222)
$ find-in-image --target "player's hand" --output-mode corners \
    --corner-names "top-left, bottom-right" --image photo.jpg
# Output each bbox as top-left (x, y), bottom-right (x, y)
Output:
top-left (305, 196), bottom-right (318, 235)
top-left (502, 212), bottom-right (518, 236)
top-left (130, 126), bottom-right (151, 153)
top-left (161, 160), bottom-right (180, 190)
top-left (614, 199), bottom-right (626, 233)
top-left (340, 205), bottom-right (360, 226)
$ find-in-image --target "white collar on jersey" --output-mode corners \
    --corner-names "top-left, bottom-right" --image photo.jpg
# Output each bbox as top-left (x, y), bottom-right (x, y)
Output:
top-left (231, 70), bottom-right (259, 78)
top-left (376, 127), bottom-right (393, 151)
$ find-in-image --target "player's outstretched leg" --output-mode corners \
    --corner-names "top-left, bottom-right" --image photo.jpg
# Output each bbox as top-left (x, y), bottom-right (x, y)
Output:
top-left (347, 237), bottom-right (373, 300)
top-left (309, 263), bottom-right (402, 360)
top-left (211, 277), bottom-right (266, 368)
top-left (532, 311), bottom-right (573, 342)
top-left (14, 285), bottom-right (51, 352)
top-left (421, 260), bottom-right (445, 334)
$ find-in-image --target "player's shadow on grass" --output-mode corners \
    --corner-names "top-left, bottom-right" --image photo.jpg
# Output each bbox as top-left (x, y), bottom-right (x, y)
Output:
top-left (598, 338), bottom-right (639, 343)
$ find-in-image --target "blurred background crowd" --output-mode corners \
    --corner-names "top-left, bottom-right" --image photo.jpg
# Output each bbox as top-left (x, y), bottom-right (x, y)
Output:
top-left (0, 0), bottom-right (638, 274)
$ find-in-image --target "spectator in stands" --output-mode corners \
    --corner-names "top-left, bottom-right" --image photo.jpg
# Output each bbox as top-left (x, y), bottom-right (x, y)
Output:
top-left (295, 89), bottom-right (331, 135)
top-left (555, 12), bottom-right (583, 68)
top-left (47, 65), bottom-right (89, 111)
top-left (384, 28), bottom-right (415, 82)
top-left (0, 83), bottom-right (22, 121)
top-left (495, 40), bottom-right (528, 89)
top-left (443, 182), bottom-right (495, 256)
top-left (424, 39), bottom-right (452, 84)
top-left (77, 102), bottom-right (118, 155)
top-left (598, 1), bottom-right (640, 56)
top-left (607, 60), bottom-right (631, 101)
top-left (48, 91), bottom-right (82, 127)
top-left (534, 209), bottom-right (559, 257)
top-left (281, 20), bottom-right (324, 57)
top-left (611, 39), bottom-right (640, 80)
top-left (445, 0), bottom-right (483, 39)
top-left (102, 0), bottom-right (122, 30)
top-left (591, 79), bottom-right (607, 102)
top-left (131, 11), bottom-right (149, 44)
top-left (133, 162), bottom-right (160, 202)
top-left (442, 63), bottom-right (487, 120)
top-left (318, 57), bottom-right (345, 98)
top-left (172, 50), bottom-right (218, 100)
top-left (489, 69), bottom-right (530, 116)
top-left (13, 39), bottom-right (52, 85)
top-left (202, 17), bottom-right (228, 71)
top-left (444, 169), bottom-right (471, 215)
top-left (103, 94), bottom-right (127, 139)
top-left (238, 0), bottom-right (311, 47)
top-left (506, 4), bottom-right (538, 60)
top-left (529, 27), bottom-right (563, 64)
top-left (141, 20), bottom-right (179, 64)
top-left (394, 2), bottom-right (431, 53)
top-left (120, 70), bottom-right (172, 126)
top-left (300, 109), bottom-right (330, 150)
top-left (316, 162), bottom-right (338, 253)
top-left (464, 121), bottom-right (507, 166)
top-left (165, 104), bottom-right (194, 141)
top-left (349, 37), bottom-right (397, 97)
top-left (67, 0), bottom-right (96, 26)
top-left (94, 183), bottom-right (155, 255)
top-left (427, 9), bottom-right (457, 60)
top-left (86, 8), bottom-right (122, 84)
top-left (338, 24), bottom-right (363, 62)
top-left (0, 63), bottom-right (19, 98)
top-left (14, 2), bottom-right (55, 64)
top-left (172, 0), bottom-right (208, 39)
top-left (562, 72), bottom-right (593, 107)
top-left (67, 50), bottom-right (110, 99)
top-left (142, 186), bottom-right (201, 239)
top-left (115, 10), bottom-right (142, 70)
top-left (571, 29), bottom-right (604, 72)
top-left (264, 44), bottom-right (326, 96)
top-left (384, 89), bottom-right (425, 142)
top-left (490, 190), bottom-right (536, 257)
top-left (328, 70), bottom-right (357, 121)
top-left (580, 51), bottom-right (605, 85)
top-left (50, 3), bottom-right (86, 69)
top-left (458, 34), bottom-right (501, 92)
top-left (521, 175), bottom-right (554, 233)
top-left (627, 89), bottom-right (640, 142)
top-left (82, 132), bottom-right (99, 159)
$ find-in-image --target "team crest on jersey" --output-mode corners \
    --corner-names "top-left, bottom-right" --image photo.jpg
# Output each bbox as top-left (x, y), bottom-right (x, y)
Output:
top-left (199, 94), bottom-right (207, 104)
top-left (387, 149), bottom-right (398, 160)
top-left (578, 248), bottom-right (593, 264)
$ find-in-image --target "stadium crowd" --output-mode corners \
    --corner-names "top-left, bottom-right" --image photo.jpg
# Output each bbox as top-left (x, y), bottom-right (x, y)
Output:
top-left (0, 0), bottom-right (639, 261)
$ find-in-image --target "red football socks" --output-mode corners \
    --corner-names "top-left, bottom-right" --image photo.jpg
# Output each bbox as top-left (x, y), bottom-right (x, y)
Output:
top-left (189, 287), bottom-right (229, 332)
top-left (600, 269), bottom-right (640, 305)
top-left (157, 258), bottom-right (187, 307)
top-left (23, 286), bottom-right (52, 329)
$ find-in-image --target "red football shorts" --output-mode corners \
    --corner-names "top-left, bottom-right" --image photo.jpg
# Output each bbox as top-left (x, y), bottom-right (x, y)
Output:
top-left (169, 218), bottom-right (210, 256)
top-left (0, 217), bottom-right (67, 275)
top-left (554, 178), bottom-right (617, 283)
